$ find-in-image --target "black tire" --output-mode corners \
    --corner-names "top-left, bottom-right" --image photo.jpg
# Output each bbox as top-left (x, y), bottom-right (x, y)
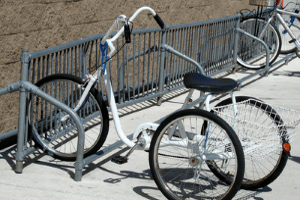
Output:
top-left (237, 17), bottom-right (282, 69)
top-left (29, 74), bottom-right (109, 161)
top-left (279, 17), bottom-right (300, 54)
top-left (149, 109), bottom-right (245, 200)
top-left (211, 96), bottom-right (288, 190)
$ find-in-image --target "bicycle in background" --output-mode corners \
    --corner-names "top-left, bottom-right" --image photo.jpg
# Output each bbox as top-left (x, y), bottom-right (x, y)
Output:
top-left (237, 0), bottom-right (300, 69)
top-left (279, 0), bottom-right (300, 54)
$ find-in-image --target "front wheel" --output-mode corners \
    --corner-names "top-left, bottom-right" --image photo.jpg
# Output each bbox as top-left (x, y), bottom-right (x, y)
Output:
top-left (211, 96), bottom-right (289, 190)
top-left (149, 109), bottom-right (245, 200)
top-left (29, 74), bottom-right (109, 161)
top-left (237, 17), bottom-right (282, 69)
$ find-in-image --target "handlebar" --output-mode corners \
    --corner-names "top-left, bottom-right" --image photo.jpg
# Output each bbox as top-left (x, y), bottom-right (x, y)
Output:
top-left (101, 6), bottom-right (165, 58)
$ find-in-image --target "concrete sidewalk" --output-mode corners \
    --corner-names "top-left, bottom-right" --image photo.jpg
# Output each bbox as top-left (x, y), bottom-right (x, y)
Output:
top-left (0, 55), bottom-right (299, 200)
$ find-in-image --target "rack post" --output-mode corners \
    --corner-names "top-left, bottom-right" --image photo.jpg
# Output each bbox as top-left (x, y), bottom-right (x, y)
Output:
top-left (15, 49), bottom-right (30, 173)
top-left (157, 25), bottom-right (167, 105)
top-left (233, 14), bottom-right (241, 66)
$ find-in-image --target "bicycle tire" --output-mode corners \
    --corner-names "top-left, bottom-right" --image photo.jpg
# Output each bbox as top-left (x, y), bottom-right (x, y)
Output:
top-left (279, 18), bottom-right (300, 54)
top-left (211, 96), bottom-right (288, 190)
top-left (237, 17), bottom-right (282, 69)
top-left (149, 109), bottom-right (245, 200)
top-left (29, 74), bottom-right (109, 161)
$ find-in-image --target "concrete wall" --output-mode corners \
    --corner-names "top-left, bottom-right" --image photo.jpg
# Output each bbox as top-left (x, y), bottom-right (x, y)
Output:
top-left (0, 0), bottom-right (254, 134)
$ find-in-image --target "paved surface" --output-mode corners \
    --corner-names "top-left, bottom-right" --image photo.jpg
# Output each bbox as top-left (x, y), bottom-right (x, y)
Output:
top-left (0, 54), bottom-right (299, 200)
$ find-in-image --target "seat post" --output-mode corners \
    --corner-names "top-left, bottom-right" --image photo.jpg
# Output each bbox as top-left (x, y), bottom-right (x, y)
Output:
top-left (205, 94), bottom-right (213, 111)
top-left (229, 91), bottom-right (238, 116)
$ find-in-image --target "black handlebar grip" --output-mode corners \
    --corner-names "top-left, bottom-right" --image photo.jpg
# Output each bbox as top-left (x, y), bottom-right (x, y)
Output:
top-left (154, 14), bottom-right (165, 29)
top-left (124, 24), bottom-right (131, 43)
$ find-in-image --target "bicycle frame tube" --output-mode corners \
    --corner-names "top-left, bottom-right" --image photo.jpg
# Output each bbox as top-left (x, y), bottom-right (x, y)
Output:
top-left (258, 15), bottom-right (275, 40)
top-left (276, 9), bottom-right (300, 49)
top-left (103, 64), bottom-right (136, 148)
top-left (277, 8), bottom-right (300, 18)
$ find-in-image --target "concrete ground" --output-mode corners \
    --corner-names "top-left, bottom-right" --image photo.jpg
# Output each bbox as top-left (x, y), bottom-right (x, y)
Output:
top-left (0, 54), bottom-right (299, 200)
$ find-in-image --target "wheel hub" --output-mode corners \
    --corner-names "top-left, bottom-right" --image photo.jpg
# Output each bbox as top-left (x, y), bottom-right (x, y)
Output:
top-left (189, 157), bottom-right (201, 167)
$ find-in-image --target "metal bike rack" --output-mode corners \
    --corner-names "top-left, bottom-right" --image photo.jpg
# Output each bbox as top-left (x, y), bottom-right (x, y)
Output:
top-left (0, 50), bottom-right (85, 181)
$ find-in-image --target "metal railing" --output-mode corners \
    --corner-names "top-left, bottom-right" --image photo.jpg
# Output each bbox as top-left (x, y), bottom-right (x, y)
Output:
top-left (26, 15), bottom-right (240, 106)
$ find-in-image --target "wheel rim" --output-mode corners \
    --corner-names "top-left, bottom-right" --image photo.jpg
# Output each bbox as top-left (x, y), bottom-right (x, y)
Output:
top-left (213, 98), bottom-right (287, 187)
top-left (238, 18), bottom-right (281, 69)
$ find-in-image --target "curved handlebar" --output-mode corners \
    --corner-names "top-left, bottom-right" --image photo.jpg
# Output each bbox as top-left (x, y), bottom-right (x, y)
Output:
top-left (101, 6), bottom-right (165, 57)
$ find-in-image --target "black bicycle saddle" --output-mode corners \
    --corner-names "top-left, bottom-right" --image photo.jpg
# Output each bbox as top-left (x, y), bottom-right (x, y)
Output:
top-left (183, 72), bottom-right (237, 94)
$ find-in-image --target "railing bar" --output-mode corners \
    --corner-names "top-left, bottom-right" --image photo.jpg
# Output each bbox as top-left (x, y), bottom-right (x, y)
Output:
top-left (50, 53), bottom-right (54, 75)
top-left (64, 49), bottom-right (67, 74)
top-left (212, 24), bottom-right (220, 72)
top-left (147, 32), bottom-right (151, 95)
top-left (31, 59), bottom-right (36, 83)
top-left (219, 21), bottom-right (225, 70)
top-left (45, 55), bottom-right (49, 77)
top-left (115, 38), bottom-right (120, 103)
top-left (88, 41), bottom-right (94, 74)
top-left (172, 29), bottom-right (178, 87)
top-left (126, 43), bottom-right (130, 101)
top-left (142, 33), bottom-right (146, 96)
top-left (177, 27), bottom-right (183, 86)
top-left (42, 56), bottom-right (45, 79)
top-left (132, 34), bottom-right (136, 100)
top-left (66, 49), bottom-right (70, 74)
top-left (156, 31), bottom-right (162, 91)
top-left (37, 57), bottom-right (41, 82)
top-left (59, 50), bottom-right (62, 74)
top-left (187, 27), bottom-right (192, 73)
top-left (206, 23), bottom-right (211, 75)
top-left (220, 21), bottom-right (226, 70)
top-left (79, 45), bottom-right (82, 78)
top-left (151, 32), bottom-right (156, 94)
top-left (182, 27), bottom-right (188, 77)
top-left (188, 26), bottom-right (194, 73)
top-left (199, 24), bottom-right (205, 70)
top-left (71, 47), bottom-right (74, 75)
top-left (192, 26), bottom-right (198, 66)
top-left (74, 47), bottom-right (77, 76)
top-left (208, 23), bottom-right (213, 74)
top-left (122, 37), bottom-right (126, 103)
top-left (137, 33), bottom-right (141, 97)
top-left (164, 31), bottom-right (169, 90)
top-left (212, 22), bottom-right (217, 73)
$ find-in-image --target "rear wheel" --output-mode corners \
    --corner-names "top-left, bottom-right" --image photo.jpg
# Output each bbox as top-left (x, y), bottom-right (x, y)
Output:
top-left (237, 17), bottom-right (281, 69)
top-left (29, 74), bottom-right (109, 161)
top-left (211, 96), bottom-right (288, 190)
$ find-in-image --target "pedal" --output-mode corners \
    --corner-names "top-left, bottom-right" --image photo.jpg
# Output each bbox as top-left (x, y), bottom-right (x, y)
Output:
top-left (289, 39), bottom-right (296, 44)
top-left (111, 155), bottom-right (128, 164)
top-left (111, 133), bottom-right (145, 164)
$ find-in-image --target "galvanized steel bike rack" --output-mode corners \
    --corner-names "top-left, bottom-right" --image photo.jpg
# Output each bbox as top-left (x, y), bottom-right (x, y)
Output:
top-left (0, 50), bottom-right (86, 181)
